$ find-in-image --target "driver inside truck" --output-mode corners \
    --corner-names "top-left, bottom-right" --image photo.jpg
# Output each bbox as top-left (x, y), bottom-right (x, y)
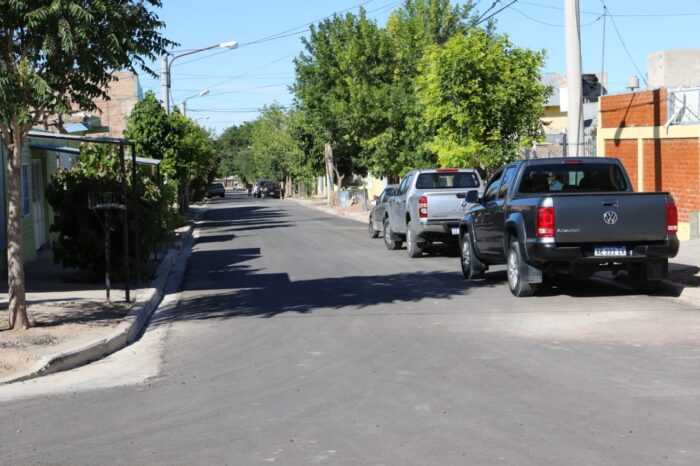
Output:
top-left (547, 172), bottom-right (564, 191)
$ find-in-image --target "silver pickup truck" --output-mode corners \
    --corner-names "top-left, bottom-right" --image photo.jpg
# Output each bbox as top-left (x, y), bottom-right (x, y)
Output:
top-left (384, 168), bottom-right (484, 257)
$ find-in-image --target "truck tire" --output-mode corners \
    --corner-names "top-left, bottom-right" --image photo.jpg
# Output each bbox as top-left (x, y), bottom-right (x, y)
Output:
top-left (383, 218), bottom-right (402, 250)
top-left (460, 231), bottom-right (484, 279)
top-left (628, 263), bottom-right (663, 294)
top-left (368, 216), bottom-right (380, 238)
top-left (507, 239), bottom-right (538, 297)
top-left (406, 223), bottom-right (424, 258)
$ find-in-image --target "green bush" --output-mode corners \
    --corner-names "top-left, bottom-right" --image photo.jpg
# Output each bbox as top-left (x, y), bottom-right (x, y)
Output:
top-left (45, 144), bottom-right (174, 281)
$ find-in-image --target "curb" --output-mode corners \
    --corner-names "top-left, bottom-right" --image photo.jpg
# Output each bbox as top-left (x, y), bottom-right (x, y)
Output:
top-left (0, 207), bottom-right (204, 386)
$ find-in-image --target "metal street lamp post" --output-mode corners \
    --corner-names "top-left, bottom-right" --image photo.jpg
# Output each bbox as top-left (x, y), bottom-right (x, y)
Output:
top-left (182, 89), bottom-right (209, 117)
top-left (161, 40), bottom-right (237, 113)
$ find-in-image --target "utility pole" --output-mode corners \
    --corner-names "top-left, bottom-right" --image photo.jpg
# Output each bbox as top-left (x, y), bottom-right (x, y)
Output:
top-left (161, 54), bottom-right (169, 113)
top-left (565, 0), bottom-right (584, 157)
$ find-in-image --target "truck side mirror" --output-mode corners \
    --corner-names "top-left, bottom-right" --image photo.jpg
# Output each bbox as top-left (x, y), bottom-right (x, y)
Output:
top-left (465, 189), bottom-right (480, 204)
top-left (385, 188), bottom-right (396, 197)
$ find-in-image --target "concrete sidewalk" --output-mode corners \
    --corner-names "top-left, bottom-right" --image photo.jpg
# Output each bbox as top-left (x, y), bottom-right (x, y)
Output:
top-left (289, 196), bottom-right (700, 309)
top-left (0, 206), bottom-right (204, 384)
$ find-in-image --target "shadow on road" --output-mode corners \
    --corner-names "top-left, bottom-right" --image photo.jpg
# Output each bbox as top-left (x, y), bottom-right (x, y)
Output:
top-left (160, 198), bottom-right (680, 326)
top-left (155, 268), bottom-right (479, 322)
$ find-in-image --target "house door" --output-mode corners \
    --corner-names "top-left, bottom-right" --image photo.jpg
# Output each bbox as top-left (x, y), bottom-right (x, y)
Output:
top-left (32, 159), bottom-right (46, 250)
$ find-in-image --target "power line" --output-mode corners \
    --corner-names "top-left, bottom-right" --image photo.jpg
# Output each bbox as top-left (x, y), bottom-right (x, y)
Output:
top-left (510, 6), bottom-right (602, 27)
top-left (600, 7), bottom-right (606, 97)
top-left (599, 0), bottom-right (647, 86)
top-left (205, 55), bottom-right (295, 92)
top-left (476, 0), bottom-right (519, 26)
top-left (210, 84), bottom-right (291, 97)
top-left (172, 0), bottom-right (385, 70)
top-left (239, 0), bottom-right (376, 47)
top-left (520, 1), bottom-right (700, 18)
top-left (518, 1), bottom-right (600, 16)
top-left (188, 107), bottom-right (292, 114)
top-left (606, 11), bottom-right (700, 18)
top-left (475, 1), bottom-right (500, 24)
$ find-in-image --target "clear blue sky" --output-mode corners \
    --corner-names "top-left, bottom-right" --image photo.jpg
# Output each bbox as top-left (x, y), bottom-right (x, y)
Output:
top-left (139, 0), bottom-right (700, 134)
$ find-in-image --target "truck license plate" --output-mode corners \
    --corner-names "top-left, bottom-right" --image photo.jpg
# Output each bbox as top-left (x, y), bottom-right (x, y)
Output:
top-left (451, 227), bottom-right (459, 235)
top-left (594, 246), bottom-right (627, 257)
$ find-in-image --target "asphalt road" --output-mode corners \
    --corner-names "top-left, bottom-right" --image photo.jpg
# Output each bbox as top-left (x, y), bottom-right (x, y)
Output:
top-left (2, 193), bottom-right (700, 465)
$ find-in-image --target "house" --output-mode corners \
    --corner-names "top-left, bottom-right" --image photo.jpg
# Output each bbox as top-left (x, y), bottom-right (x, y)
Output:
top-left (536, 72), bottom-right (606, 158)
top-left (0, 72), bottom-right (143, 271)
top-left (597, 50), bottom-right (700, 241)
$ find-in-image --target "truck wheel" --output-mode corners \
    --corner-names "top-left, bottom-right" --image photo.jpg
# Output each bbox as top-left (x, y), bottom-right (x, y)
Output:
top-left (460, 231), bottom-right (484, 279)
top-left (406, 224), bottom-right (424, 258)
top-left (628, 263), bottom-right (663, 294)
top-left (383, 218), bottom-right (402, 250)
top-left (368, 216), bottom-right (380, 238)
top-left (507, 239), bottom-right (537, 297)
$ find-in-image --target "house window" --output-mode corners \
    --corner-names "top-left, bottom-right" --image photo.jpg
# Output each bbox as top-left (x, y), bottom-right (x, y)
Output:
top-left (21, 164), bottom-right (30, 216)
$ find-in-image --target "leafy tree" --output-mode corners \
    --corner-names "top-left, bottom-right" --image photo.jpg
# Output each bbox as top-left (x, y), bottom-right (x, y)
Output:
top-left (291, 0), bottom-right (489, 181)
top-left (366, 0), bottom-right (484, 178)
top-left (248, 105), bottom-right (308, 188)
top-left (127, 93), bottom-right (217, 206)
top-left (217, 121), bottom-right (256, 182)
top-left (293, 9), bottom-right (391, 187)
top-left (0, 0), bottom-right (173, 329)
top-left (416, 29), bottom-right (549, 171)
top-left (172, 113), bottom-right (218, 202)
top-left (124, 92), bottom-right (184, 210)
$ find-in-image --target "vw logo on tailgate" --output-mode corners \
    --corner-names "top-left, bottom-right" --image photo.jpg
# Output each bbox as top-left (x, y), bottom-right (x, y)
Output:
top-left (603, 210), bottom-right (618, 225)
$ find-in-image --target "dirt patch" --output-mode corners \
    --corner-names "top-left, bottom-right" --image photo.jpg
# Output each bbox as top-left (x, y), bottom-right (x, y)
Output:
top-left (0, 300), bottom-right (132, 381)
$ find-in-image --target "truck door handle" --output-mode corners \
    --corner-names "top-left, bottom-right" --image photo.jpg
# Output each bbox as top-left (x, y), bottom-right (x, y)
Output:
top-left (603, 200), bottom-right (618, 207)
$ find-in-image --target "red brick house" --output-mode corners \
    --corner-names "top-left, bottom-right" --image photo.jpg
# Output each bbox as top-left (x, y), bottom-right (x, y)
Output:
top-left (597, 88), bottom-right (700, 240)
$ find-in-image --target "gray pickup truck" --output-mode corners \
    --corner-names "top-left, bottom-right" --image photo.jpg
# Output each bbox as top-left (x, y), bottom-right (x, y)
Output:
top-left (458, 157), bottom-right (679, 296)
top-left (384, 168), bottom-right (484, 257)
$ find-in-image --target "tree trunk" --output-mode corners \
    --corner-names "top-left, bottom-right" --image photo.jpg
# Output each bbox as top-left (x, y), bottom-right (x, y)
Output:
top-left (323, 143), bottom-right (334, 206)
top-left (6, 140), bottom-right (29, 330)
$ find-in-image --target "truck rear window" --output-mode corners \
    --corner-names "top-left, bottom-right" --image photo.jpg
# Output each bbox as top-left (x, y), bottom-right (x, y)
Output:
top-left (519, 163), bottom-right (628, 193)
top-left (416, 172), bottom-right (480, 189)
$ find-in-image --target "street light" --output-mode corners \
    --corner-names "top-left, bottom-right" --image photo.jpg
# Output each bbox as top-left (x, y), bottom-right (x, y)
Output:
top-left (181, 89), bottom-right (209, 117)
top-left (161, 40), bottom-right (238, 113)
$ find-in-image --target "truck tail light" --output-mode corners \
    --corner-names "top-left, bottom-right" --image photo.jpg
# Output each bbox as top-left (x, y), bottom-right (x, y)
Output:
top-left (666, 202), bottom-right (678, 235)
top-left (537, 207), bottom-right (555, 238)
top-left (418, 196), bottom-right (428, 219)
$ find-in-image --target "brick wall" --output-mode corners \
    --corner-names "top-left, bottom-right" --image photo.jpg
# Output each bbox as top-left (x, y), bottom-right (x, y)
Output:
top-left (95, 73), bottom-right (140, 137)
top-left (643, 139), bottom-right (700, 222)
top-left (58, 71), bottom-right (141, 137)
top-left (600, 89), bottom-right (667, 128)
top-left (605, 139), bottom-right (638, 190)
top-left (91, 72), bottom-right (141, 137)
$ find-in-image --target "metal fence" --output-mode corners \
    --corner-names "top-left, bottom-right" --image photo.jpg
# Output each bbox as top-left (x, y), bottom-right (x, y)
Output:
top-left (668, 87), bottom-right (700, 125)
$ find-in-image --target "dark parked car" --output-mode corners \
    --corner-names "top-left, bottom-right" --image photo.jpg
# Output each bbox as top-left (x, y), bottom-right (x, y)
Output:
top-left (253, 180), bottom-right (271, 198)
top-left (259, 181), bottom-right (280, 199)
top-left (368, 185), bottom-right (398, 238)
top-left (206, 182), bottom-right (225, 199)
